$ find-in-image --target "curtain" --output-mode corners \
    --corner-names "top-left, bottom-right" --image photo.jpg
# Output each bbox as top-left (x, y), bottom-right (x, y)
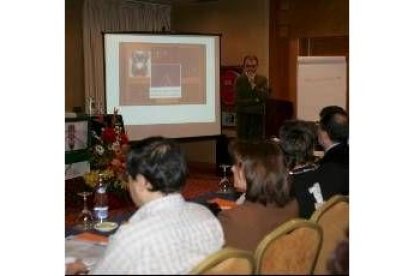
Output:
top-left (82, 0), bottom-right (171, 111)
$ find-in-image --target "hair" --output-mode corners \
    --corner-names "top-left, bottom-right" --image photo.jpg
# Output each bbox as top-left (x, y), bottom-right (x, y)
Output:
top-left (319, 106), bottom-right (349, 143)
top-left (229, 140), bottom-right (291, 207)
top-left (242, 55), bottom-right (259, 66)
top-left (319, 105), bottom-right (347, 119)
top-left (126, 136), bottom-right (187, 194)
top-left (279, 120), bottom-right (317, 170)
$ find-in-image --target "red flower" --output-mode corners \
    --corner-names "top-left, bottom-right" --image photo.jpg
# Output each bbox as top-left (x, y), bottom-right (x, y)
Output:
top-left (101, 127), bottom-right (116, 144)
top-left (101, 127), bottom-right (129, 145)
top-left (119, 132), bottom-right (129, 145)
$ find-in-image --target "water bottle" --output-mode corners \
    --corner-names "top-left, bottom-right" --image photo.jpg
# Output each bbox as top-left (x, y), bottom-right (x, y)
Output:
top-left (94, 173), bottom-right (108, 222)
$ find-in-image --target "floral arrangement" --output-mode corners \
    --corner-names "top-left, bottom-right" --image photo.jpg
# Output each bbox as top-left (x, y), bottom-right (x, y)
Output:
top-left (83, 111), bottom-right (130, 195)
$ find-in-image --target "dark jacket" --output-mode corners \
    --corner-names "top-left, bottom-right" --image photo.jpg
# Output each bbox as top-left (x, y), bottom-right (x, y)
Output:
top-left (234, 73), bottom-right (269, 140)
top-left (319, 143), bottom-right (349, 169)
top-left (291, 163), bottom-right (349, 219)
top-left (234, 74), bottom-right (269, 114)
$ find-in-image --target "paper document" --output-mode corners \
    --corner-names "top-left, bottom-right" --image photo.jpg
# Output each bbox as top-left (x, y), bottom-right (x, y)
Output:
top-left (73, 232), bottom-right (109, 245)
top-left (208, 198), bottom-right (237, 210)
top-left (65, 236), bottom-right (107, 270)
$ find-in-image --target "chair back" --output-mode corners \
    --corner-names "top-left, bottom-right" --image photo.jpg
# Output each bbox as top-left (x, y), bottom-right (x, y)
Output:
top-left (310, 195), bottom-right (349, 274)
top-left (254, 218), bottom-right (323, 275)
top-left (190, 247), bottom-right (254, 275)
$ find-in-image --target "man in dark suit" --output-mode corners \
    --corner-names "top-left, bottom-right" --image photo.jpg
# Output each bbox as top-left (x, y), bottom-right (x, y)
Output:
top-left (234, 55), bottom-right (269, 141)
top-left (279, 120), bottom-right (348, 218)
top-left (318, 106), bottom-right (349, 169)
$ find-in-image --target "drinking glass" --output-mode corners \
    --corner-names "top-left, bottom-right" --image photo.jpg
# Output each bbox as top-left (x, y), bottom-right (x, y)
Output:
top-left (75, 191), bottom-right (94, 231)
top-left (218, 164), bottom-right (233, 194)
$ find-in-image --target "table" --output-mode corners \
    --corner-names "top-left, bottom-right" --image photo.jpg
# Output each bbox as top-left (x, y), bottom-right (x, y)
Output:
top-left (65, 207), bottom-right (136, 237)
top-left (65, 208), bottom-right (135, 273)
top-left (66, 190), bottom-right (241, 235)
top-left (65, 190), bottom-right (242, 273)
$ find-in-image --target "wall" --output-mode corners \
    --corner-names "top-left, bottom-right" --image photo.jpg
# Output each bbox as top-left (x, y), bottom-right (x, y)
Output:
top-left (269, 0), bottom-right (349, 109)
top-left (287, 0), bottom-right (348, 37)
top-left (172, 0), bottom-right (269, 164)
top-left (65, 0), bottom-right (85, 112)
top-left (172, 0), bottom-right (269, 76)
top-left (180, 139), bottom-right (216, 164)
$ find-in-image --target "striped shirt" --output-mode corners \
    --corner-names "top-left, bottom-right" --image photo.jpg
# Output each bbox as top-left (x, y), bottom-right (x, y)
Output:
top-left (91, 194), bottom-right (224, 274)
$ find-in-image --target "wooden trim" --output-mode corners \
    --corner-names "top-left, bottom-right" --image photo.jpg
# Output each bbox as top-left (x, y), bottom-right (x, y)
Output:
top-left (288, 38), bottom-right (299, 117)
top-left (269, 1), bottom-right (349, 112)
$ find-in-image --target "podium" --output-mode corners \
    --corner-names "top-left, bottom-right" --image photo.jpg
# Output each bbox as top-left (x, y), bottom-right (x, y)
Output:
top-left (264, 99), bottom-right (294, 139)
top-left (234, 99), bottom-right (293, 140)
top-left (235, 102), bottom-right (266, 141)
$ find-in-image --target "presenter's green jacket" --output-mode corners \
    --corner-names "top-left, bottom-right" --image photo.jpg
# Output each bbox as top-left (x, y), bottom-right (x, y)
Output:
top-left (234, 73), bottom-right (269, 140)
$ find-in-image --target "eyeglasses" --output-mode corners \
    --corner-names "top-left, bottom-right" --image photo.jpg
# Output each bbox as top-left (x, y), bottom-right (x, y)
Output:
top-left (245, 64), bottom-right (257, 68)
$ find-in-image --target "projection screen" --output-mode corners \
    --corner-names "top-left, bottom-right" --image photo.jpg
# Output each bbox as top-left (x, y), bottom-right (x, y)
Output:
top-left (104, 33), bottom-right (221, 141)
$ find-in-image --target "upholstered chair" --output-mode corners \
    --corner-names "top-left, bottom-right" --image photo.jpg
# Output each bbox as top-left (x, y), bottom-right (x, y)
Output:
top-left (310, 195), bottom-right (349, 274)
top-left (254, 218), bottom-right (323, 275)
top-left (190, 247), bottom-right (254, 275)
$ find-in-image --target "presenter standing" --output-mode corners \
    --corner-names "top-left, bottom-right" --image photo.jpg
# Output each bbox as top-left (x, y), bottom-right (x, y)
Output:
top-left (234, 55), bottom-right (270, 141)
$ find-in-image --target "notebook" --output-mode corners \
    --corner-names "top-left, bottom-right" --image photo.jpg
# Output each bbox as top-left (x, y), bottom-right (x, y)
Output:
top-left (208, 198), bottom-right (237, 210)
top-left (73, 232), bottom-right (109, 245)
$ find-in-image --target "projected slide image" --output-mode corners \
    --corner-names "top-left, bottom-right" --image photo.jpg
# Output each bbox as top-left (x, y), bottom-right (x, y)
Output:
top-left (119, 42), bottom-right (206, 106)
top-left (151, 64), bottom-right (180, 87)
top-left (129, 50), bottom-right (150, 78)
top-left (150, 64), bottom-right (181, 99)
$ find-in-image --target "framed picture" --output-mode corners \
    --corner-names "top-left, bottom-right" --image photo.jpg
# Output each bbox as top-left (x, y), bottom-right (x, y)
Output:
top-left (65, 120), bottom-right (88, 152)
top-left (65, 116), bottom-right (91, 180)
top-left (65, 116), bottom-right (90, 165)
top-left (222, 111), bottom-right (236, 127)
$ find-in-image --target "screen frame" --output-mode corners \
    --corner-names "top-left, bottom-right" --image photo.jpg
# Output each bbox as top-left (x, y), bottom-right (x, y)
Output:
top-left (102, 31), bottom-right (222, 141)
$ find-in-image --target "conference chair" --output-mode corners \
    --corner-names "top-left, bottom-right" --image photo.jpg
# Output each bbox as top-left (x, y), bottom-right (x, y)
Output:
top-left (254, 218), bottom-right (323, 275)
top-left (189, 247), bottom-right (254, 275)
top-left (310, 195), bottom-right (349, 274)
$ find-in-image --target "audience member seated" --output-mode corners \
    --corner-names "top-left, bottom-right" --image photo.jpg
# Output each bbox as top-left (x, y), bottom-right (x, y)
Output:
top-left (78, 137), bottom-right (224, 274)
top-left (318, 105), bottom-right (349, 169)
top-left (217, 140), bottom-right (299, 252)
top-left (279, 120), bottom-right (348, 218)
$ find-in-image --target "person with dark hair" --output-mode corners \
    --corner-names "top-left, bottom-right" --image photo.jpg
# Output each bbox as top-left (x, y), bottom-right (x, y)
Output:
top-left (89, 136), bottom-right (224, 274)
top-left (318, 105), bottom-right (349, 168)
top-left (217, 140), bottom-right (299, 252)
top-left (234, 55), bottom-right (270, 141)
top-left (279, 120), bottom-right (348, 218)
top-left (319, 105), bottom-right (347, 121)
top-left (279, 120), bottom-right (318, 171)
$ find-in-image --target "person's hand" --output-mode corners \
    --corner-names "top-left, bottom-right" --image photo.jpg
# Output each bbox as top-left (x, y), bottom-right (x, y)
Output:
top-left (66, 260), bottom-right (88, 275)
top-left (246, 71), bottom-right (255, 81)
